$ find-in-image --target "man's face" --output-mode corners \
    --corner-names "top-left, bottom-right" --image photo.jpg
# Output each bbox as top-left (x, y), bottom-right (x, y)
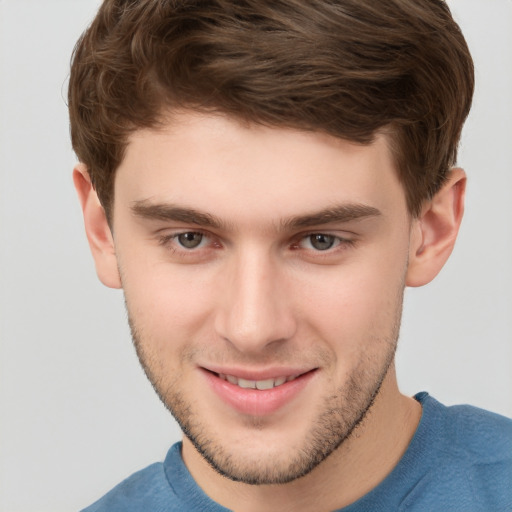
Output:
top-left (111, 111), bottom-right (413, 484)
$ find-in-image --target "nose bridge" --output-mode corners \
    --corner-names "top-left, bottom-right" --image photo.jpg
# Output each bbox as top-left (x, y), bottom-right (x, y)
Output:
top-left (216, 245), bottom-right (295, 352)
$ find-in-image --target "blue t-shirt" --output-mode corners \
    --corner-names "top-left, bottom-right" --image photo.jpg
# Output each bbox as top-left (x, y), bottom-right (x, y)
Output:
top-left (82, 393), bottom-right (512, 511)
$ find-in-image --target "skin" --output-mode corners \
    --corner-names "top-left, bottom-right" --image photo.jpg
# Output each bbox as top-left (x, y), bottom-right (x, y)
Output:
top-left (75, 111), bottom-right (465, 511)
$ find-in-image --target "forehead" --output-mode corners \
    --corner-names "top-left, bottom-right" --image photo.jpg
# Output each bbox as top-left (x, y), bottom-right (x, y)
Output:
top-left (114, 111), bottom-right (407, 225)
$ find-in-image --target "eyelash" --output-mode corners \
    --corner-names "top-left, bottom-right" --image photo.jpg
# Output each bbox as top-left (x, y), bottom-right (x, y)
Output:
top-left (157, 231), bottom-right (356, 259)
top-left (158, 230), bottom-right (214, 252)
top-left (291, 233), bottom-right (355, 252)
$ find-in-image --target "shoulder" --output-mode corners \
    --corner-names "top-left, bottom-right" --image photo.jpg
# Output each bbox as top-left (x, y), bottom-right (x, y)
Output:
top-left (80, 443), bottom-right (227, 512)
top-left (409, 393), bottom-right (512, 511)
top-left (441, 400), bottom-right (512, 462)
top-left (417, 393), bottom-right (512, 470)
top-left (446, 402), bottom-right (512, 510)
top-left (416, 392), bottom-right (511, 453)
top-left (81, 462), bottom-right (175, 512)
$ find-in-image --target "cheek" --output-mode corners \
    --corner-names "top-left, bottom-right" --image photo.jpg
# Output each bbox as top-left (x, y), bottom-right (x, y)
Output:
top-left (121, 258), bottom-right (217, 347)
top-left (293, 252), bottom-right (407, 352)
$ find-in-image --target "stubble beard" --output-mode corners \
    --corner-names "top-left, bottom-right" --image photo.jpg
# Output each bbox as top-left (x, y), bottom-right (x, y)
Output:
top-left (127, 295), bottom-right (402, 485)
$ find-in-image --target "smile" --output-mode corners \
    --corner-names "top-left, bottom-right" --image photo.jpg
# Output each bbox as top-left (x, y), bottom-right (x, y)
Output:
top-left (217, 373), bottom-right (298, 390)
top-left (202, 368), bottom-right (317, 415)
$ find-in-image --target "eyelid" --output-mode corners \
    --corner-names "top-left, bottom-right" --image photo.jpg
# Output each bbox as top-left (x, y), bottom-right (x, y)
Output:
top-left (294, 230), bottom-right (355, 246)
top-left (300, 234), bottom-right (340, 251)
top-left (159, 228), bottom-right (231, 259)
top-left (158, 229), bottom-right (211, 248)
top-left (156, 229), bottom-right (356, 258)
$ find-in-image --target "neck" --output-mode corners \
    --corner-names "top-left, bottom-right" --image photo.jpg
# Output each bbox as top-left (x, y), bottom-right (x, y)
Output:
top-left (182, 368), bottom-right (421, 512)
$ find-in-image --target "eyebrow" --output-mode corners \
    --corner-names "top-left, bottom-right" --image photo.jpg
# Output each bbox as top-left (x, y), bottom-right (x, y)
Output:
top-left (281, 204), bottom-right (381, 230)
top-left (131, 201), bottom-right (227, 230)
top-left (131, 200), bottom-right (381, 231)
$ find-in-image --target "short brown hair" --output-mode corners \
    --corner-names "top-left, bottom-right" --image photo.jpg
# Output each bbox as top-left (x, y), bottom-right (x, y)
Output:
top-left (68, 0), bottom-right (474, 219)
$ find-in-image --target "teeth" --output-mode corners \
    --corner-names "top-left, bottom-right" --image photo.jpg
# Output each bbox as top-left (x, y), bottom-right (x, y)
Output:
top-left (238, 378), bottom-right (256, 389)
top-left (255, 379), bottom-right (275, 390)
top-left (274, 376), bottom-right (287, 386)
top-left (226, 374), bottom-right (238, 385)
top-left (218, 373), bottom-right (299, 390)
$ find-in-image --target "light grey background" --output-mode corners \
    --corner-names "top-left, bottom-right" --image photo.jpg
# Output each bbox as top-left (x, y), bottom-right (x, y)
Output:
top-left (0, 1), bottom-right (511, 511)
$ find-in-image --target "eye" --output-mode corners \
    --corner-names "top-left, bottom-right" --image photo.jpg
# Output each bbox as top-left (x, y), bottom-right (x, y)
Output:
top-left (303, 233), bottom-right (339, 251)
top-left (157, 230), bottom-right (221, 262)
top-left (176, 232), bottom-right (205, 249)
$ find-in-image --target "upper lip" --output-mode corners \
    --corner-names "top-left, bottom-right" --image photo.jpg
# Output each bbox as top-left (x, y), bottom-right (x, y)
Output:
top-left (200, 365), bottom-right (316, 381)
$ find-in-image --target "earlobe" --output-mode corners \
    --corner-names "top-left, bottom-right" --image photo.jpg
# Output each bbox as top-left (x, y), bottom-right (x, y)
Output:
top-left (73, 164), bottom-right (122, 289)
top-left (406, 168), bottom-right (466, 287)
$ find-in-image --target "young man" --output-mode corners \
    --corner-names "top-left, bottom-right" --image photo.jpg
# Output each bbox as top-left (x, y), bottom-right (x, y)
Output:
top-left (69, 0), bottom-right (512, 510)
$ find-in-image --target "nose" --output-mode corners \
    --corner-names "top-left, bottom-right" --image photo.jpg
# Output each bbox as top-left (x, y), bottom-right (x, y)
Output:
top-left (214, 247), bottom-right (297, 354)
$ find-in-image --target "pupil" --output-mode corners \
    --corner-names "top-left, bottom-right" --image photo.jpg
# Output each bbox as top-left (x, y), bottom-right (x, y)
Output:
top-left (178, 232), bottom-right (203, 249)
top-left (311, 234), bottom-right (334, 250)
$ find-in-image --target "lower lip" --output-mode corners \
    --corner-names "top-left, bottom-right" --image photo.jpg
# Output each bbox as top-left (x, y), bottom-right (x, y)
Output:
top-left (201, 369), bottom-right (316, 416)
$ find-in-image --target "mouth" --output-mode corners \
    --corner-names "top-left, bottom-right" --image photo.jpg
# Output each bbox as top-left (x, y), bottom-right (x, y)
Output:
top-left (201, 367), bottom-right (317, 416)
top-left (216, 373), bottom-right (300, 390)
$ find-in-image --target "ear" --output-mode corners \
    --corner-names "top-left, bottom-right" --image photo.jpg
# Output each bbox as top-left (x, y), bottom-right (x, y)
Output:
top-left (73, 164), bottom-right (122, 289)
top-left (406, 168), bottom-right (466, 287)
